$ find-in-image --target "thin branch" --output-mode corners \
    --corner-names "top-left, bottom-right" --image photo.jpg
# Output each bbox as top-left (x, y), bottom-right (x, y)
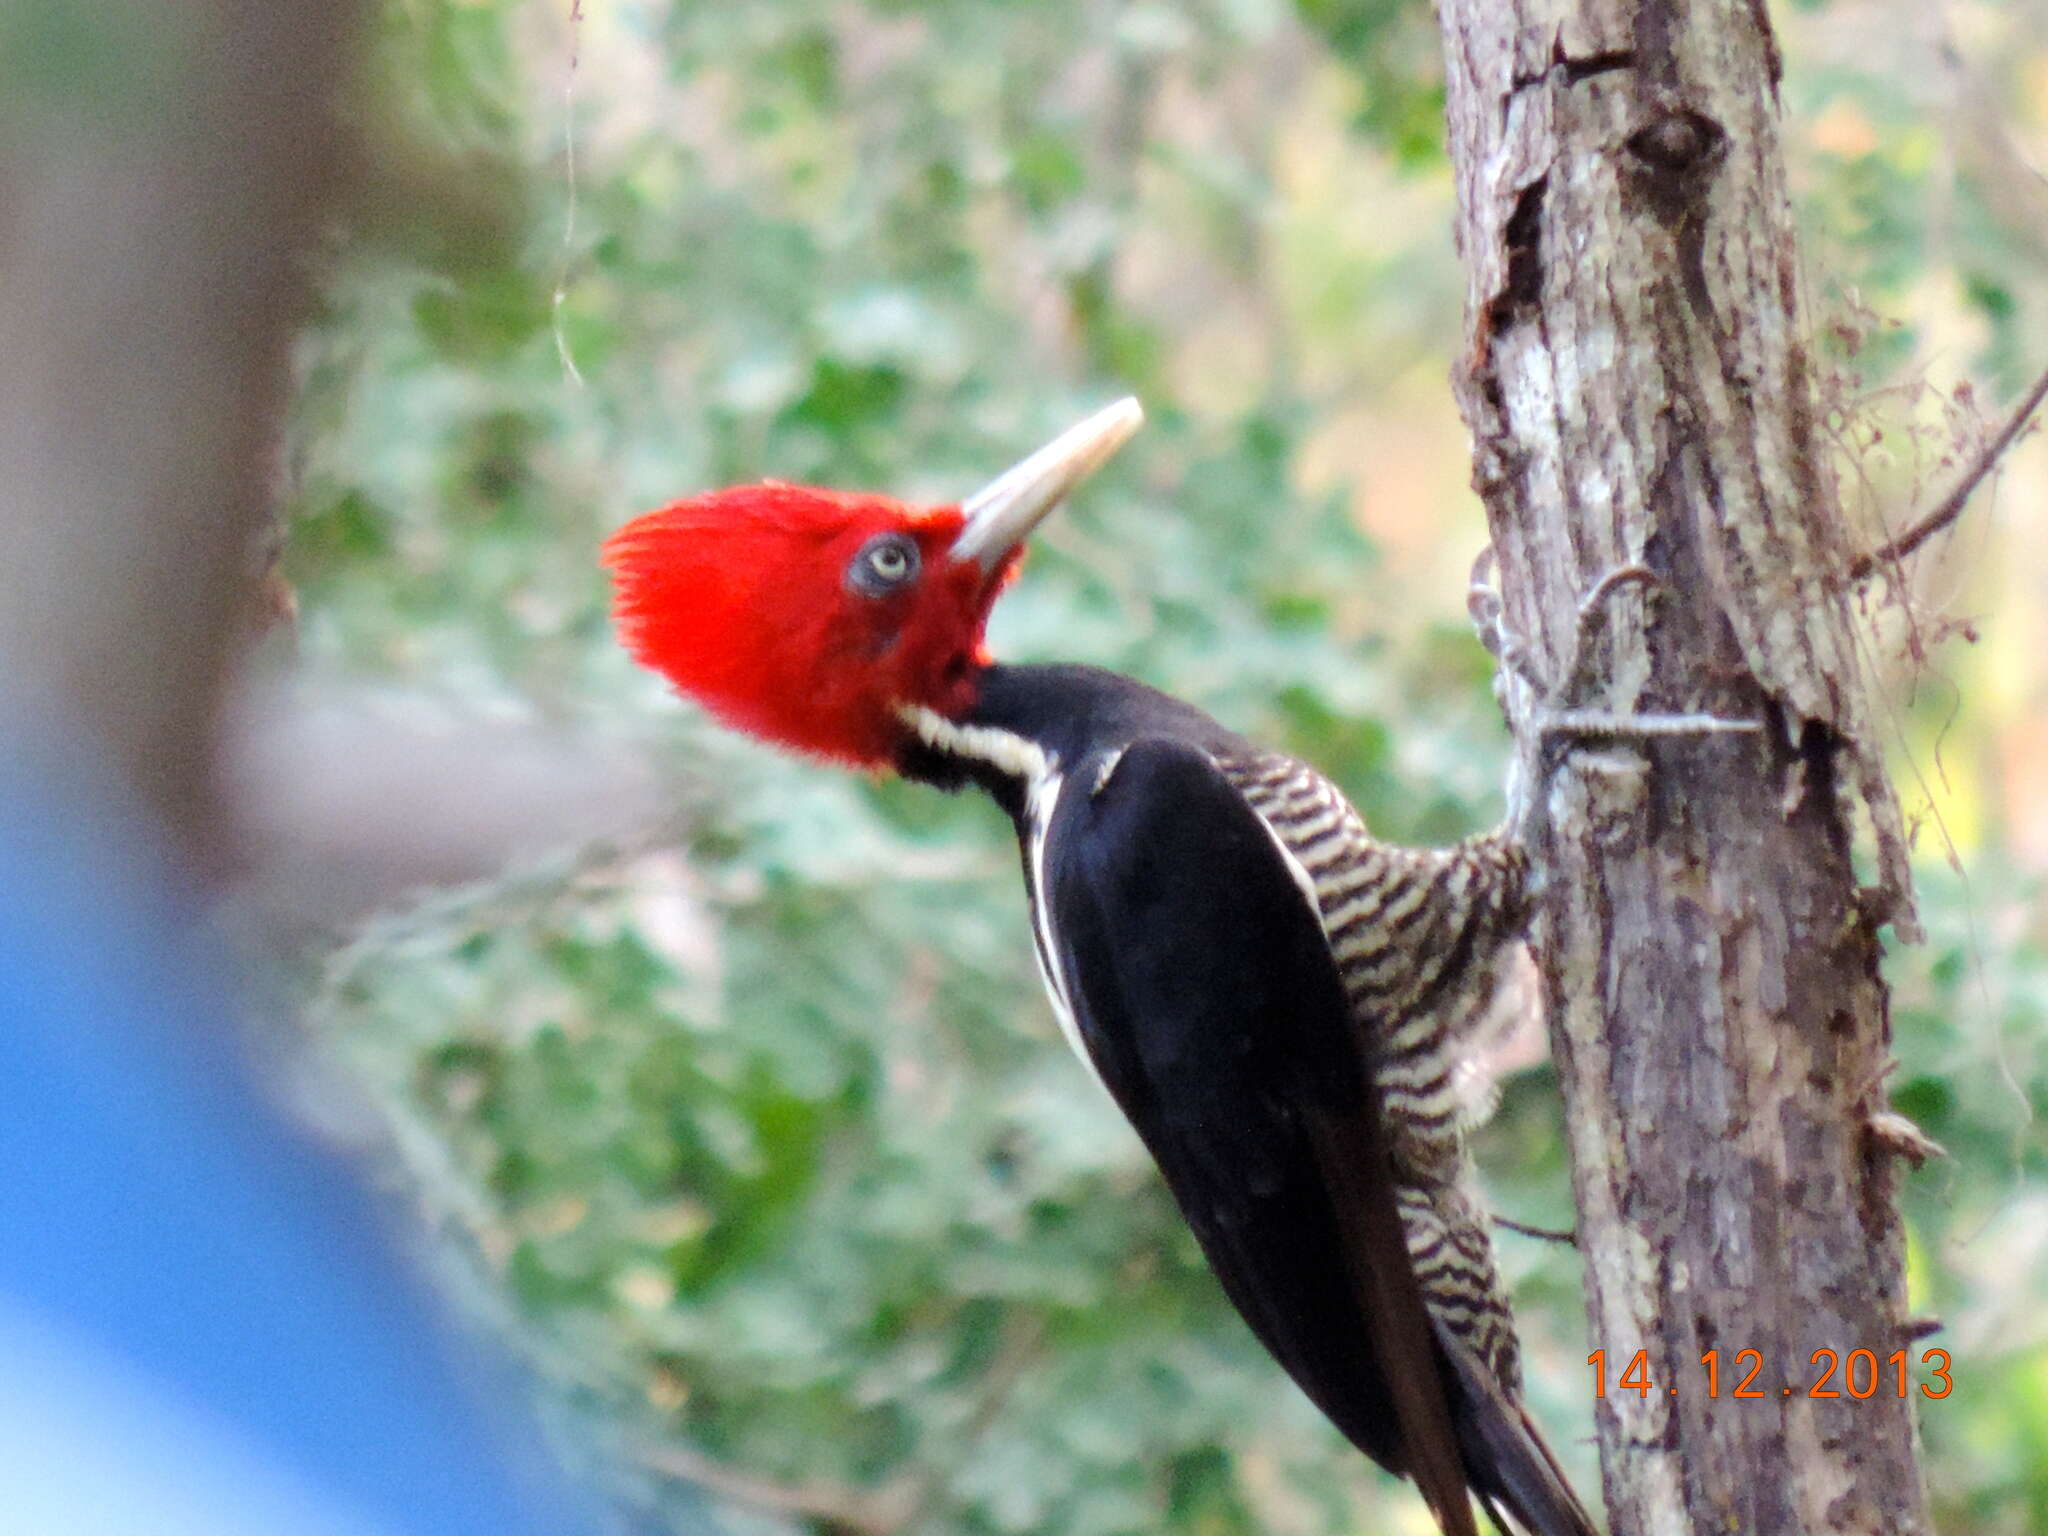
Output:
top-left (551, 0), bottom-right (586, 387)
top-left (889, 1310), bottom-right (1048, 1531)
top-left (636, 1312), bottom-right (1047, 1536)
top-left (634, 1440), bottom-right (915, 1536)
top-left (1849, 358), bottom-right (2048, 581)
top-left (1493, 1215), bottom-right (1577, 1247)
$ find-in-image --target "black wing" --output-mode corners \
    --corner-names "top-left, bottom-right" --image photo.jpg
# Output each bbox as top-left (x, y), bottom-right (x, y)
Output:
top-left (1041, 736), bottom-right (1480, 1536)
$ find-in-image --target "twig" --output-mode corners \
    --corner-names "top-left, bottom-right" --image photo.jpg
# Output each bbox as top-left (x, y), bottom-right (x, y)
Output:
top-left (1849, 358), bottom-right (2048, 581)
top-left (1494, 1215), bottom-right (1577, 1247)
top-left (636, 1311), bottom-right (1047, 1535)
top-left (552, 0), bottom-right (586, 387)
top-left (635, 1440), bottom-right (915, 1535)
top-left (889, 1310), bottom-right (1047, 1530)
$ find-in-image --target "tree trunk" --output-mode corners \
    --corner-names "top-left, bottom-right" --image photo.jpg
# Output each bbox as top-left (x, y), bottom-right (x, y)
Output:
top-left (0, 0), bottom-right (358, 852)
top-left (1431, 3), bottom-right (1933, 1533)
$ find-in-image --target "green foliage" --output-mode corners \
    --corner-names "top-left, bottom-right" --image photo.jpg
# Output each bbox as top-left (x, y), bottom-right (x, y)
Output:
top-left (1292, 0), bottom-right (1445, 166)
top-left (1792, 60), bottom-right (2045, 398)
top-left (1886, 863), bottom-right (2048, 1534)
top-left (283, 1), bottom-right (2048, 1532)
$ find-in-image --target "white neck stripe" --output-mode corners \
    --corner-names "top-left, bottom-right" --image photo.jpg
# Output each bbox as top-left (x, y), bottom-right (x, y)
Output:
top-left (898, 704), bottom-right (1110, 1100)
top-left (897, 704), bottom-right (1054, 784)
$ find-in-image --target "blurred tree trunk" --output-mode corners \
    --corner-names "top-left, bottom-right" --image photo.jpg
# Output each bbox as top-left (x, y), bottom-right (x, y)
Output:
top-left (0, 0), bottom-right (359, 852)
top-left (1431, 3), bottom-right (1933, 1532)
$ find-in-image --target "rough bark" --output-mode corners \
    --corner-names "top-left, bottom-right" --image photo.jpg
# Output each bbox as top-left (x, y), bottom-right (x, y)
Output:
top-left (1431, 3), bottom-right (1932, 1533)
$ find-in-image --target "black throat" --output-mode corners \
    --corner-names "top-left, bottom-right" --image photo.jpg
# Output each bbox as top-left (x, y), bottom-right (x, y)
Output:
top-left (893, 662), bottom-right (1249, 821)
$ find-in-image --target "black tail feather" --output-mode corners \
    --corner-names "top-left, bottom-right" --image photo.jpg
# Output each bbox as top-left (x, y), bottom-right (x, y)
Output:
top-left (1436, 1325), bottom-right (1601, 1536)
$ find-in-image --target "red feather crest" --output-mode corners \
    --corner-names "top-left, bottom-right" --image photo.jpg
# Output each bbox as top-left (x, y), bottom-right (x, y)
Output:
top-left (602, 484), bottom-right (1010, 766)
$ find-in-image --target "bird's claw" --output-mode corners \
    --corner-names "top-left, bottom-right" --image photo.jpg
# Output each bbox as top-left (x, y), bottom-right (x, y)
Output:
top-left (1467, 548), bottom-right (1546, 695)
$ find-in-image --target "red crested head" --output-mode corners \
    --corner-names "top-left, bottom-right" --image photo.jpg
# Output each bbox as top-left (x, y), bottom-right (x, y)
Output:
top-left (603, 398), bottom-right (1143, 769)
top-left (603, 486), bottom-right (1005, 766)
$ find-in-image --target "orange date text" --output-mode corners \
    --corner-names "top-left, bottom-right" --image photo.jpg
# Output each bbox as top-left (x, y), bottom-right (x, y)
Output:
top-left (1587, 1347), bottom-right (1952, 1400)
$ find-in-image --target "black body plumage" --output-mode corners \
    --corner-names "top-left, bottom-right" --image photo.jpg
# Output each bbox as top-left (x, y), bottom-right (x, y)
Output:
top-left (898, 663), bottom-right (1597, 1536)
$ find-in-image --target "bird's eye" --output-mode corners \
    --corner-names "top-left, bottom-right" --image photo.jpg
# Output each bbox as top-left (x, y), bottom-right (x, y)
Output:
top-left (847, 533), bottom-right (921, 597)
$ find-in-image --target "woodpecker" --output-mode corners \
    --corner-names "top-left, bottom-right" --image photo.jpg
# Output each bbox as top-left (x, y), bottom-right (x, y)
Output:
top-left (603, 400), bottom-right (1600, 1536)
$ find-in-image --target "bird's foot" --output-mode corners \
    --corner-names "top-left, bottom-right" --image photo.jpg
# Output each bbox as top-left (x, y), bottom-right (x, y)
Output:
top-left (1466, 548), bottom-right (1546, 699)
